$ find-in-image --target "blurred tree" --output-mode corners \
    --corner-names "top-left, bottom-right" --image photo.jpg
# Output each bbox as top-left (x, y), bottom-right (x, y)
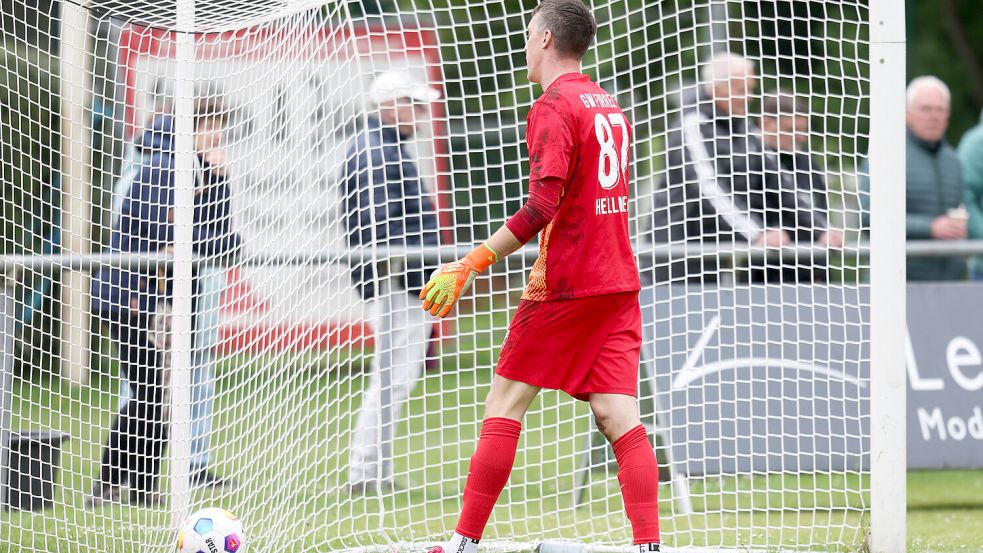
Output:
top-left (2, 0), bottom-right (121, 378)
top-left (1, 0), bottom-right (59, 257)
top-left (908, 0), bottom-right (983, 143)
top-left (1, 0), bottom-right (61, 376)
top-left (349, 0), bottom-right (383, 16)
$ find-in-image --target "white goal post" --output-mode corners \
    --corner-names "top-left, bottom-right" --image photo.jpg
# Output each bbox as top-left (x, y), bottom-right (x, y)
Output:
top-left (0, 0), bottom-right (905, 552)
top-left (867, 0), bottom-right (907, 551)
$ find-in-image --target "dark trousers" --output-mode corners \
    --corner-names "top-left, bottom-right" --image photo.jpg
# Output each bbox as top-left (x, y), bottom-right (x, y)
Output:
top-left (98, 312), bottom-right (169, 492)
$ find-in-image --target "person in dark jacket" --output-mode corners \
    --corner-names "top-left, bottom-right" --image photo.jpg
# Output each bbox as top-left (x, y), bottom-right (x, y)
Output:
top-left (648, 52), bottom-right (823, 282)
top-left (341, 70), bottom-right (441, 493)
top-left (759, 92), bottom-right (844, 281)
top-left (88, 99), bottom-right (241, 506)
top-left (859, 75), bottom-right (965, 281)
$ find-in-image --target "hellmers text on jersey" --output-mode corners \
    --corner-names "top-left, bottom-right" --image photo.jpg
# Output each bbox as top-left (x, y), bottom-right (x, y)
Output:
top-left (596, 195), bottom-right (629, 215)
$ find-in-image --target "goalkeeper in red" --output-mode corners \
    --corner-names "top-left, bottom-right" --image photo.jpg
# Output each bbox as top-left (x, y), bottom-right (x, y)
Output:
top-left (421, 1), bottom-right (660, 551)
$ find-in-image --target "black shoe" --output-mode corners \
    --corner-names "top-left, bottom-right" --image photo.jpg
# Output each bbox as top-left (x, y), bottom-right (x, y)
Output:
top-left (191, 468), bottom-right (236, 490)
top-left (84, 483), bottom-right (122, 508)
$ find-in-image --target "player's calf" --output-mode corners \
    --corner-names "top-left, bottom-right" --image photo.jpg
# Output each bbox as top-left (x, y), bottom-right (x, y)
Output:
top-left (612, 425), bottom-right (661, 547)
top-left (430, 417), bottom-right (522, 553)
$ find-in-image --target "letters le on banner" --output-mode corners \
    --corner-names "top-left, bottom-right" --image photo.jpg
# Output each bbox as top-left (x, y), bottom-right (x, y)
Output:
top-left (639, 283), bottom-right (983, 474)
top-left (906, 283), bottom-right (983, 468)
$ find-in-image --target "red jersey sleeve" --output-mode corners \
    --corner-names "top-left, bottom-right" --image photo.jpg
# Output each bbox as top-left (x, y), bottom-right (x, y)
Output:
top-left (505, 176), bottom-right (565, 244)
top-left (526, 102), bottom-right (575, 183)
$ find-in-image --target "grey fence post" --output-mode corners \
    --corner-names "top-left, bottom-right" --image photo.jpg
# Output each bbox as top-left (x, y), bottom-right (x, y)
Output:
top-left (378, 258), bottom-right (396, 487)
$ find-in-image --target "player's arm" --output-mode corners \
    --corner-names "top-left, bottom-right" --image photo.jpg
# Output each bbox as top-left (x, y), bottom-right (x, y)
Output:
top-left (420, 176), bottom-right (563, 317)
top-left (421, 103), bottom-right (571, 317)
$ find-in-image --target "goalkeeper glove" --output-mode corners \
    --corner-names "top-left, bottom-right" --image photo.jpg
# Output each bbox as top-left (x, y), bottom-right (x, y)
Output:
top-left (420, 243), bottom-right (499, 317)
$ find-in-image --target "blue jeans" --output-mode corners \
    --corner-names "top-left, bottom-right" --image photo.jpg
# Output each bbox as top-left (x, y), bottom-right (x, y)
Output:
top-left (119, 266), bottom-right (225, 471)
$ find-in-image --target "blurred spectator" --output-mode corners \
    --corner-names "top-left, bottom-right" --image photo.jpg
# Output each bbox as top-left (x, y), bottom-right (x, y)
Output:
top-left (186, 105), bottom-right (239, 489)
top-left (341, 70), bottom-right (441, 494)
top-left (958, 108), bottom-right (983, 279)
top-left (649, 52), bottom-right (821, 282)
top-left (759, 92), bottom-right (844, 281)
top-left (88, 99), bottom-right (241, 506)
top-left (760, 93), bottom-right (843, 247)
top-left (110, 96), bottom-right (235, 491)
top-left (112, 79), bottom-right (173, 227)
top-left (859, 76), bottom-right (965, 281)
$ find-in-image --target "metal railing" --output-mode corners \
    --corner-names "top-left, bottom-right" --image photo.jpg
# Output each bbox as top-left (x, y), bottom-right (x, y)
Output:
top-left (6, 239), bottom-right (983, 280)
top-left (0, 242), bottom-right (874, 273)
top-left (5, 239), bottom-right (982, 274)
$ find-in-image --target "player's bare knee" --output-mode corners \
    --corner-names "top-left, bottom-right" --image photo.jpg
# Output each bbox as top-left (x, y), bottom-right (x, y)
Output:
top-left (589, 394), bottom-right (640, 442)
top-left (597, 417), bottom-right (638, 443)
top-left (590, 403), bottom-right (617, 439)
top-left (593, 413), bottom-right (611, 438)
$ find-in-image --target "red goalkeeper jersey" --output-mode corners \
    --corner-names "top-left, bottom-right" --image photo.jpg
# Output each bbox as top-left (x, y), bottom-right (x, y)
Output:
top-left (519, 72), bottom-right (640, 301)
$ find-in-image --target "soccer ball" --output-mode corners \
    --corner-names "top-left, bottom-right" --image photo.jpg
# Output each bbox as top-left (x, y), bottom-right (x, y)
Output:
top-left (177, 508), bottom-right (246, 553)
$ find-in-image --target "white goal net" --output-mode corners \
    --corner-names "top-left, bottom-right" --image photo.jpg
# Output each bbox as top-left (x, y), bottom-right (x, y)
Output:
top-left (0, 0), bottom-right (890, 552)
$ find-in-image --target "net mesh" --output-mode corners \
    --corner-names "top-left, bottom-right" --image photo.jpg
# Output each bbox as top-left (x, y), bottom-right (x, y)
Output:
top-left (1, 0), bottom-right (871, 551)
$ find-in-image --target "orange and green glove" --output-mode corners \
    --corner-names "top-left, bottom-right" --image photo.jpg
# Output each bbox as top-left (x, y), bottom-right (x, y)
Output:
top-left (420, 243), bottom-right (499, 317)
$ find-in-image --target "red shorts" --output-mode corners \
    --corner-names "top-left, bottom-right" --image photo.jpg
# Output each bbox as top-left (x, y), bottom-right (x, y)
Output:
top-left (496, 291), bottom-right (641, 401)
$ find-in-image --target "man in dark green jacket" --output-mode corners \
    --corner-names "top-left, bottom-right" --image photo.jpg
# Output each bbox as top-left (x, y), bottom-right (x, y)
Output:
top-left (860, 76), bottom-right (966, 281)
top-left (959, 108), bottom-right (983, 279)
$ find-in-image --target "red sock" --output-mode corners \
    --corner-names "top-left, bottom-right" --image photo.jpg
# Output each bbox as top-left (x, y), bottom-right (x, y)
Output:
top-left (455, 417), bottom-right (522, 540)
top-left (612, 425), bottom-right (661, 545)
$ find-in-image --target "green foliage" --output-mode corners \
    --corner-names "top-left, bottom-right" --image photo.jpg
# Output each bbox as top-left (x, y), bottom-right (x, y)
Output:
top-left (0, 33), bottom-right (66, 376)
top-left (0, 38), bottom-right (59, 256)
top-left (907, 0), bottom-right (983, 143)
top-left (1, 2), bottom-right (63, 376)
top-left (2, 363), bottom-right (983, 551)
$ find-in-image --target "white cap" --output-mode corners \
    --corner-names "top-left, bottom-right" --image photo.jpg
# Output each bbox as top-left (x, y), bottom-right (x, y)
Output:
top-left (368, 69), bottom-right (441, 104)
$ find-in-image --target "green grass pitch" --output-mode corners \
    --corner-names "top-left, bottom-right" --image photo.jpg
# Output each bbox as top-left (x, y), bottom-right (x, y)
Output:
top-left (2, 311), bottom-right (981, 552)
